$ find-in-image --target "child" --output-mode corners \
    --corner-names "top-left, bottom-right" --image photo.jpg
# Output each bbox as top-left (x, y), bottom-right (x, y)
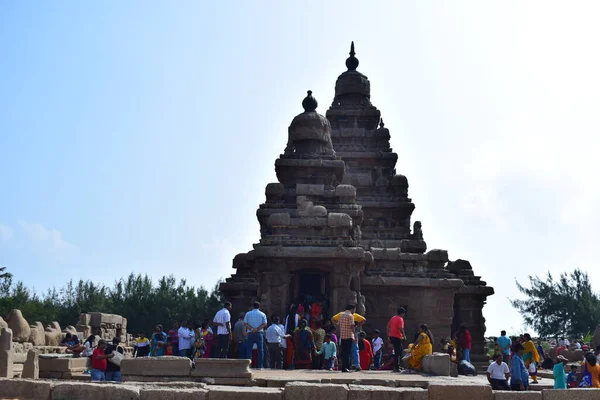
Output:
top-left (317, 334), bottom-right (337, 371)
top-left (567, 364), bottom-right (578, 388)
top-left (372, 329), bottom-right (384, 369)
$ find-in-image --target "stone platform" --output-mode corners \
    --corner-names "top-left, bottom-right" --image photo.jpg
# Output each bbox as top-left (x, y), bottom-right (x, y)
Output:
top-left (0, 377), bottom-right (595, 400)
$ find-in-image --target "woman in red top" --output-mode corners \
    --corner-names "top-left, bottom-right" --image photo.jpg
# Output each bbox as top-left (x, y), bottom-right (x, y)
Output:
top-left (457, 326), bottom-right (472, 363)
top-left (91, 339), bottom-right (114, 381)
top-left (358, 332), bottom-right (373, 371)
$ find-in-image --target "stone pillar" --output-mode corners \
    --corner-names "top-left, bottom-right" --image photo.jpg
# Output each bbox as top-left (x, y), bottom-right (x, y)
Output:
top-left (22, 348), bottom-right (39, 379)
top-left (0, 328), bottom-right (13, 378)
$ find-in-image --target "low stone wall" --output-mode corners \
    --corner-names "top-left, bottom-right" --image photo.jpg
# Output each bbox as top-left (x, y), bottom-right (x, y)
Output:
top-left (1, 379), bottom-right (600, 400)
top-left (39, 354), bottom-right (89, 379)
top-left (121, 357), bottom-right (253, 385)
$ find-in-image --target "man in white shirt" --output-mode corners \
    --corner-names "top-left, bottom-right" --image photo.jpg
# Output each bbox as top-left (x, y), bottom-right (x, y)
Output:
top-left (265, 316), bottom-right (289, 369)
top-left (487, 354), bottom-right (511, 390)
top-left (213, 302), bottom-right (232, 358)
top-left (177, 320), bottom-right (193, 358)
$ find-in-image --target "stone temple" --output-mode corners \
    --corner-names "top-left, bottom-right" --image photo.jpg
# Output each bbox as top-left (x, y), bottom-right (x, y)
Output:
top-left (220, 43), bottom-right (494, 362)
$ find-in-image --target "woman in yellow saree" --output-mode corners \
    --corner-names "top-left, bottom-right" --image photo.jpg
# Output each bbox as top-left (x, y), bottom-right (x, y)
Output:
top-left (522, 333), bottom-right (541, 384)
top-left (409, 324), bottom-right (434, 370)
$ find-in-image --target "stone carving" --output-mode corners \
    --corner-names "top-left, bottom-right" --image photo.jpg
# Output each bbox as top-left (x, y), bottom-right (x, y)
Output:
top-left (413, 221), bottom-right (423, 240)
top-left (356, 293), bottom-right (366, 316)
top-left (22, 348), bottom-right (39, 379)
top-left (374, 167), bottom-right (389, 187)
top-left (0, 328), bottom-right (13, 378)
top-left (28, 322), bottom-right (45, 346)
top-left (6, 309), bottom-right (31, 343)
top-left (297, 197), bottom-right (327, 217)
top-left (44, 323), bottom-right (62, 347)
top-left (0, 317), bottom-right (7, 331)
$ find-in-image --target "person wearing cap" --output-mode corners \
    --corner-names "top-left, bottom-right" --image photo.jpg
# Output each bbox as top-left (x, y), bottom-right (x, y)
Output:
top-left (387, 307), bottom-right (406, 372)
top-left (553, 355), bottom-right (568, 389)
top-left (372, 329), bottom-right (384, 369)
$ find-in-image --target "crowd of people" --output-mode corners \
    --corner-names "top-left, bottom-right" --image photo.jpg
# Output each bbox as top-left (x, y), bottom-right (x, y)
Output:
top-left (486, 331), bottom-right (600, 391)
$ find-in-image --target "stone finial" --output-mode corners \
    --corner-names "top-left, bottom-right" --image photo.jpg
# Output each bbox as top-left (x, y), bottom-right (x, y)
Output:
top-left (346, 41), bottom-right (359, 71)
top-left (302, 90), bottom-right (318, 112)
top-left (379, 118), bottom-right (385, 129)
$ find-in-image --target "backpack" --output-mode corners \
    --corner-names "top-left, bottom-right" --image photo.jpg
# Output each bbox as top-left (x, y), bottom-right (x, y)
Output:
top-left (459, 360), bottom-right (477, 376)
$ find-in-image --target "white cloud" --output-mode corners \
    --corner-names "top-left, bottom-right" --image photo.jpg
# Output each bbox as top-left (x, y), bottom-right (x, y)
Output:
top-left (16, 221), bottom-right (79, 253)
top-left (0, 225), bottom-right (14, 241)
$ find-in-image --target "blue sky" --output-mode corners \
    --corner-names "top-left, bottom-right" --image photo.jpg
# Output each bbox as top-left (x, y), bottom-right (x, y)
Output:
top-left (1, 1), bottom-right (599, 335)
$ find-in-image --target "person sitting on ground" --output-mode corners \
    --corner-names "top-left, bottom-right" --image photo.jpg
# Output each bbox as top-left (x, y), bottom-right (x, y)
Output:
top-left (378, 342), bottom-right (396, 371)
top-left (487, 353), bottom-right (511, 391)
top-left (567, 364), bottom-right (578, 388)
top-left (81, 335), bottom-right (96, 373)
top-left (134, 332), bottom-right (151, 357)
top-left (317, 334), bottom-right (337, 371)
top-left (553, 355), bottom-right (568, 389)
top-left (408, 324), bottom-right (433, 371)
top-left (61, 332), bottom-right (85, 356)
top-left (510, 343), bottom-right (529, 391)
top-left (358, 331), bottom-right (373, 371)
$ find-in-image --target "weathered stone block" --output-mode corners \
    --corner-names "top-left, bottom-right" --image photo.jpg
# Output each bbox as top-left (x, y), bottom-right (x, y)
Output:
top-left (296, 183), bottom-right (324, 196)
top-left (0, 328), bottom-right (13, 378)
top-left (52, 382), bottom-right (140, 400)
top-left (267, 213), bottom-right (291, 226)
top-left (29, 321), bottom-right (46, 346)
top-left (428, 384), bottom-right (492, 400)
top-left (208, 386), bottom-right (282, 400)
top-left (335, 184), bottom-right (356, 198)
top-left (6, 309), bottom-right (31, 343)
top-left (44, 326), bottom-right (62, 347)
top-left (328, 213), bottom-right (352, 228)
top-left (121, 356), bottom-right (192, 377)
top-left (0, 317), bottom-right (7, 331)
top-left (0, 378), bottom-right (52, 400)
top-left (494, 391), bottom-right (541, 399)
top-left (541, 389), bottom-right (600, 399)
top-left (89, 312), bottom-right (123, 327)
top-left (22, 348), bottom-right (39, 379)
top-left (348, 385), bottom-right (427, 400)
top-left (421, 353), bottom-right (451, 376)
top-left (265, 183), bottom-right (285, 197)
top-left (140, 388), bottom-right (208, 400)
top-left (593, 324), bottom-right (600, 349)
top-left (190, 358), bottom-right (251, 378)
top-left (284, 382), bottom-right (348, 400)
top-left (39, 355), bottom-right (88, 372)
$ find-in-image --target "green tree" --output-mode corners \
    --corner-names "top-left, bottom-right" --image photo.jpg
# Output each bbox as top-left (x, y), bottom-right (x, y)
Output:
top-left (511, 269), bottom-right (600, 338)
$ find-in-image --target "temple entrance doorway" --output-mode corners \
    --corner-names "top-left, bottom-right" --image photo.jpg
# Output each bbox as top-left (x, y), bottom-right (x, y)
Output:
top-left (299, 272), bottom-right (321, 298)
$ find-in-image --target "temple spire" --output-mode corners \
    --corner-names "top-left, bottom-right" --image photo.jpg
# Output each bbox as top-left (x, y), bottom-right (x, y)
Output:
top-left (345, 41), bottom-right (359, 71)
top-left (301, 90), bottom-right (318, 112)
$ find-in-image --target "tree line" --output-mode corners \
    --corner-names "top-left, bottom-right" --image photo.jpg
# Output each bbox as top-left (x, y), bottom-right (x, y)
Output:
top-left (0, 271), bottom-right (223, 335)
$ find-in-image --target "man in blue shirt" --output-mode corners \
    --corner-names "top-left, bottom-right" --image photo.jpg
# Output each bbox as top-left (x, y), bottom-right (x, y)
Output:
top-left (497, 330), bottom-right (512, 365)
top-left (244, 301), bottom-right (268, 368)
top-left (510, 343), bottom-right (529, 391)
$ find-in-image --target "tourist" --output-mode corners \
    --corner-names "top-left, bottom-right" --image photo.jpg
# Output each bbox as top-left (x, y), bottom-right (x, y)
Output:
top-left (358, 331), bottom-right (373, 371)
top-left (284, 304), bottom-right (298, 335)
top-left (566, 364), bottom-right (578, 388)
top-left (213, 301), bottom-right (232, 359)
top-left (338, 304), bottom-right (356, 373)
top-left (266, 316), bottom-right (288, 369)
top-left (351, 322), bottom-right (362, 371)
top-left (579, 352), bottom-right (600, 388)
top-left (553, 355), bottom-right (568, 389)
top-left (457, 326), bottom-right (472, 363)
top-left (497, 330), bottom-right (512, 365)
top-left (60, 332), bottom-right (85, 356)
top-left (522, 333), bottom-right (541, 384)
top-left (244, 301), bottom-right (268, 368)
top-left (134, 332), bottom-right (151, 357)
top-left (105, 337), bottom-right (124, 382)
top-left (91, 339), bottom-right (113, 381)
top-left (293, 319), bottom-right (316, 369)
top-left (312, 321), bottom-right (326, 369)
top-left (408, 324), bottom-right (433, 371)
top-left (178, 320), bottom-right (193, 358)
top-left (277, 318), bottom-right (288, 369)
top-left (317, 334), bottom-right (337, 371)
top-left (510, 343), bottom-right (529, 391)
top-left (536, 340), bottom-right (546, 364)
top-left (199, 319), bottom-right (215, 358)
top-left (81, 335), bottom-right (95, 373)
top-left (387, 307), bottom-right (406, 372)
top-left (168, 321), bottom-right (180, 356)
top-left (150, 326), bottom-right (166, 356)
top-left (372, 329), bottom-right (384, 369)
top-left (487, 354), bottom-right (510, 390)
top-left (441, 338), bottom-right (457, 363)
top-left (378, 342), bottom-right (396, 371)
top-left (233, 312), bottom-right (247, 359)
